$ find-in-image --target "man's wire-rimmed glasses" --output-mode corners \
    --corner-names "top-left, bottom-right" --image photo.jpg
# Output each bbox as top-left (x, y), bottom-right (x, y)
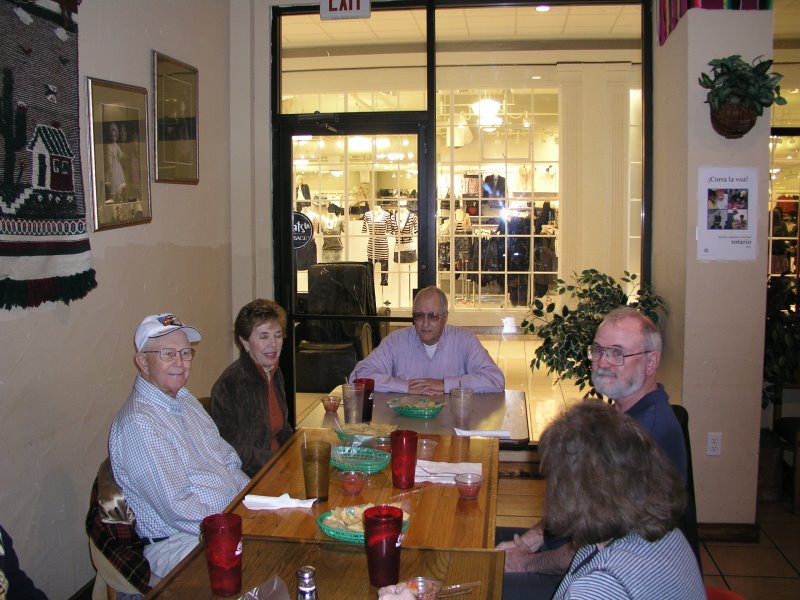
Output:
top-left (587, 344), bottom-right (650, 366)
top-left (141, 348), bottom-right (196, 362)
top-left (412, 312), bottom-right (444, 323)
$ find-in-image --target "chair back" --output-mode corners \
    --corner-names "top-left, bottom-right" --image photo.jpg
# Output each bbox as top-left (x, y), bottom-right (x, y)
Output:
top-left (86, 458), bottom-right (153, 595)
top-left (705, 588), bottom-right (746, 600)
top-left (671, 404), bottom-right (701, 565)
top-left (304, 261), bottom-right (378, 346)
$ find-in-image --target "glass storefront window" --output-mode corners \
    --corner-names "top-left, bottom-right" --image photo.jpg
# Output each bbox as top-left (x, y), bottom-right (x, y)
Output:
top-left (769, 135), bottom-right (800, 276)
top-left (435, 86), bottom-right (560, 309)
top-left (293, 133), bottom-right (419, 308)
top-left (280, 10), bottom-right (427, 114)
top-left (769, 63), bottom-right (800, 277)
top-left (279, 3), bottom-right (644, 321)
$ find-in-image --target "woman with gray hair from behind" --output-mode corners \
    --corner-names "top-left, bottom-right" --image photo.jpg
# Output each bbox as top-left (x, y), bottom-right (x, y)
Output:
top-left (542, 402), bottom-right (704, 599)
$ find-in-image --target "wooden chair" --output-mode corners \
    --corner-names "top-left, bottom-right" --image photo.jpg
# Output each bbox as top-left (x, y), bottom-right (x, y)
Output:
top-left (86, 459), bottom-right (158, 598)
top-left (672, 404), bottom-right (700, 565)
top-left (89, 538), bottom-right (142, 600)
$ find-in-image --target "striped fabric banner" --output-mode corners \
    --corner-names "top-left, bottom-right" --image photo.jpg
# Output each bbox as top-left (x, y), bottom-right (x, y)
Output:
top-left (659, 0), bottom-right (774, 45)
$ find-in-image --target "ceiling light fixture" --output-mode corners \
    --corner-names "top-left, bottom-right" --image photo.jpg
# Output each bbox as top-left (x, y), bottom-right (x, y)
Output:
top-left (535, 5), bottom-right (551, 13)
top-left (470, 98), bottom-right (503, 130)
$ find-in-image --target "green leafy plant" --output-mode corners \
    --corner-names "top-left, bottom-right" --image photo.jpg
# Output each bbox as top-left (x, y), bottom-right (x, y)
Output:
top-left (521, 269), bottom-right (668, 396)
top-left (763, 275), bottom-right (800, 409)
top-left (698, 54), bottom-right (787, 116)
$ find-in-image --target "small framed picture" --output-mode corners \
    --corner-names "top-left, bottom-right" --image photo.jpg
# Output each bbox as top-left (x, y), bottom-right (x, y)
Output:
top-left (87, 77), bottom-right (152, 231)
top-left (153, 51), bottom-right (199, 184)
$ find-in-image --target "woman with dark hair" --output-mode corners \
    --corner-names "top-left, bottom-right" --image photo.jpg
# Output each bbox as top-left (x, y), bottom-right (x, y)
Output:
top-left (542, 402), bottom-right (704, 599)
top-left (211, 299), bottom-right (293, 477)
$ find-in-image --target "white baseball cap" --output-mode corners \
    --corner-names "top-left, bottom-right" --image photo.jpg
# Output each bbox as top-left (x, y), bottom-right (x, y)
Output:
top-left (134, 313), bottom-right (201, 351)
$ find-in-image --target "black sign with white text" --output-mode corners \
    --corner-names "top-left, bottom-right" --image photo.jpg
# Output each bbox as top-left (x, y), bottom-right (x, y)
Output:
top-left (293, 212), bottom-right (313, 250)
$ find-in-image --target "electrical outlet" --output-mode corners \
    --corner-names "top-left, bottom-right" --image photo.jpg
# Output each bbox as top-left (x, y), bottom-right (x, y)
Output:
top-left (706, 432), bottom-right (722, 456)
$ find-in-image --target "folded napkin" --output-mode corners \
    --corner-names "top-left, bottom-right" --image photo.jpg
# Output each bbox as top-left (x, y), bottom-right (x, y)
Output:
top-left (453, 427), bottom-right (511, 438)
top-left (414, 459), bottom-right (482, 484)
top-left (242, 493), bottom-right (316, 511)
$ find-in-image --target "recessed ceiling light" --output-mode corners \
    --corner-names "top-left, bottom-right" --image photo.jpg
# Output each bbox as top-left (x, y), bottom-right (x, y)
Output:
top-left (531, 75), bottom-right (542, 80)
top-left (536, 5), bottom-right (551, 12)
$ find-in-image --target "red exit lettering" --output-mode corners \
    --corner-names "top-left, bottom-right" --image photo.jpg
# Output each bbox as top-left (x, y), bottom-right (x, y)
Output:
top-left (329, 0), bottom-right (361, 11)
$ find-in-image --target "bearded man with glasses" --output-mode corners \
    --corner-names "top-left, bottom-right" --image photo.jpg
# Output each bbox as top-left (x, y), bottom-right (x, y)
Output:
top-left (349, 286), bottom-right (504, 395)
top-left (108, 313), bottom-right (249, 580)
top-left (496, 306), bottom-right (688, 600)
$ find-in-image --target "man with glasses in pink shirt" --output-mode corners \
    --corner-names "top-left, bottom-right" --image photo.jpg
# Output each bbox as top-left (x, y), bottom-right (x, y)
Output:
top-left (349, 286), bottom-right (504, 395)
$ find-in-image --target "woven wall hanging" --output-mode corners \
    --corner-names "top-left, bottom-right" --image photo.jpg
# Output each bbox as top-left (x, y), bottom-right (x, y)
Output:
top-left (0, 0), bottom-right (96, 309)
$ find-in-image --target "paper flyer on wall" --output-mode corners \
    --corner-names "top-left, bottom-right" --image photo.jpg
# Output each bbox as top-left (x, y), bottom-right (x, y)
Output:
top-left (697, 167), bottom-right (758, 261)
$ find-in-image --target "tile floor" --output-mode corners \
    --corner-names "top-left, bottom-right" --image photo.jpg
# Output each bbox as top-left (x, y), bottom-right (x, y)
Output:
top-left (296, 331), bottom-right (800, 598)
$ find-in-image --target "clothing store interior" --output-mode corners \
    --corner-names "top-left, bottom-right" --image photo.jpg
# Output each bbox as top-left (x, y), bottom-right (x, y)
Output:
top-left (2, 1), bottom-right (800, 599)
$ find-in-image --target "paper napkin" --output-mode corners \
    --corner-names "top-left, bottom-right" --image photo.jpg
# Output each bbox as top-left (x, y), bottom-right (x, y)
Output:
top-left (414, 459), bottom-right (482, 484)
top-left (242, 493), bottom-right (316, 510)
top-left (453, 427), bottom-right (511, 438)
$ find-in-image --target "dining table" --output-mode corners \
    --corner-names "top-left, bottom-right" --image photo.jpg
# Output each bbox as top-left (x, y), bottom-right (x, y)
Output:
top-left (298, 389), bottom-right (531, 448)
top-left (145, 535), bottom-right (505, 599)
top-left (227, 427), bottom-right (499, 549)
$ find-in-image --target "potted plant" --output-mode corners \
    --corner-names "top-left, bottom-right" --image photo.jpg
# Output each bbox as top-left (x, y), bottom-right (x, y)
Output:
top-left (698, 54), bottom-right (787, 139)
top-left (521, 269), bottom-right (667, 397)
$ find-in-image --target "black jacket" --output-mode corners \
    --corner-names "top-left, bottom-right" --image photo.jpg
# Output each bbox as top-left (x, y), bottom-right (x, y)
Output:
top-left (211, 353), bottom-right (293, 477)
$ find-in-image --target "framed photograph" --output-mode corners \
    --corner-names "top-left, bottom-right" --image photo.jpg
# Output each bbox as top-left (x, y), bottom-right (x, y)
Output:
top-left (87, 77), bottom-right (152, 231)
top-left (153, 51), bottom-right (199, 184)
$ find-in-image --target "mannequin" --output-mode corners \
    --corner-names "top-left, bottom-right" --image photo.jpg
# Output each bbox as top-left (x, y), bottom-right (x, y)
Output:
top-left (453, 202), bottom-right (472, 271)
top-left (296, 174), bottom-right (310, 201)
top-left (482, 171), bottom-right (506, 198)
top-left (515, 165), bottom-right (532, 197)
top-left (390, 201), bottom-right (418, 264)
top-left (507, 209), bottom-right (532, 307)
top-left (362, 204), bottom-right (390, 285)
top-left (320, 211), bottom-right (344, 262)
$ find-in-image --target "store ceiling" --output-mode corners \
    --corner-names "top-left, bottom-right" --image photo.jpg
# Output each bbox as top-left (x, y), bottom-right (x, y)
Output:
top-left (281, 2), bottom-right (800, 48)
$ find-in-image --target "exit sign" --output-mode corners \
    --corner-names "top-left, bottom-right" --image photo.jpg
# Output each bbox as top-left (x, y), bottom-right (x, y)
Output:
top-left (321, 0), bottom-right (370, 21)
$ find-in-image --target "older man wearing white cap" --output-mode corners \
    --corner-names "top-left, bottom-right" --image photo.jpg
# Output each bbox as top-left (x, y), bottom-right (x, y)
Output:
top-left (109, 313), bottom-right (249, 579)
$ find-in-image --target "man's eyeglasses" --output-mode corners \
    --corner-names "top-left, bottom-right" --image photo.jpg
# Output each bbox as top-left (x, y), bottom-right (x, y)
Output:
top-left (141, 348), bottom-right (196, 362)
top-left (587, 344), bottom-right (650, 367)
top-left (412, 312), bottom-right (444, 323)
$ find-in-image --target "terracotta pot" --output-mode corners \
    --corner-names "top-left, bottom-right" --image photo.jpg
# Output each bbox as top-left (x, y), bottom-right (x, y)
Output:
top-left (710, 103), bottom-right (758, 139)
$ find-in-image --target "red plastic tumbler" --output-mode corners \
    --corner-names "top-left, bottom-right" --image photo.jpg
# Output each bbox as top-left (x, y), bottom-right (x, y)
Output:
top-left (202, 513), bottom-right (243, 596)
top-left (353, 377), bottom-right (375, 421)
top-left (363, 505), bottom-right (404, 587)
top-left (390, 429), bottom-right (418, 489)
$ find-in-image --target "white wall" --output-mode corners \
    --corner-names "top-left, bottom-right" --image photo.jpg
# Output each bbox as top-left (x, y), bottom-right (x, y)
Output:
top-left (0, 1), bottom-right (232, 596)
top-left (653, 9), bottom-right (771, 523)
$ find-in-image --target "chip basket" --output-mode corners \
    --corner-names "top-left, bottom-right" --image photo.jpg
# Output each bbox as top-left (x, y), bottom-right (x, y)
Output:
top-left (316, 510), bottom-right (410, 544)
top-left (330, 446), bottom-right (391, 474)
top-left (387, 399), bottom-right (445, 419)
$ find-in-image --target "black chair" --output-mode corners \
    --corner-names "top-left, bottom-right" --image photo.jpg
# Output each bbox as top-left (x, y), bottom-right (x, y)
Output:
top-left (295, 262), bottom-right (384, 392)
top-left (672, 404), bottom-right (701, 565)
top-left (773, 417), bottom-right (800, 514)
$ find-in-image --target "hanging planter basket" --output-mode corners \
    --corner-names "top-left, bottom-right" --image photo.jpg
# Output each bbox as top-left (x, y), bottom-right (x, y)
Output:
top-left (710, 103), bottom-right (758, 139)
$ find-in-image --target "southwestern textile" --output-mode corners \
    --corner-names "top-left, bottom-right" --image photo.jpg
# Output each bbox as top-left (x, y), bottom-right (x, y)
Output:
top-left (659, 0), bottom-right (774, 46)
top-left (0, 0), bottom-right (96, 309)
